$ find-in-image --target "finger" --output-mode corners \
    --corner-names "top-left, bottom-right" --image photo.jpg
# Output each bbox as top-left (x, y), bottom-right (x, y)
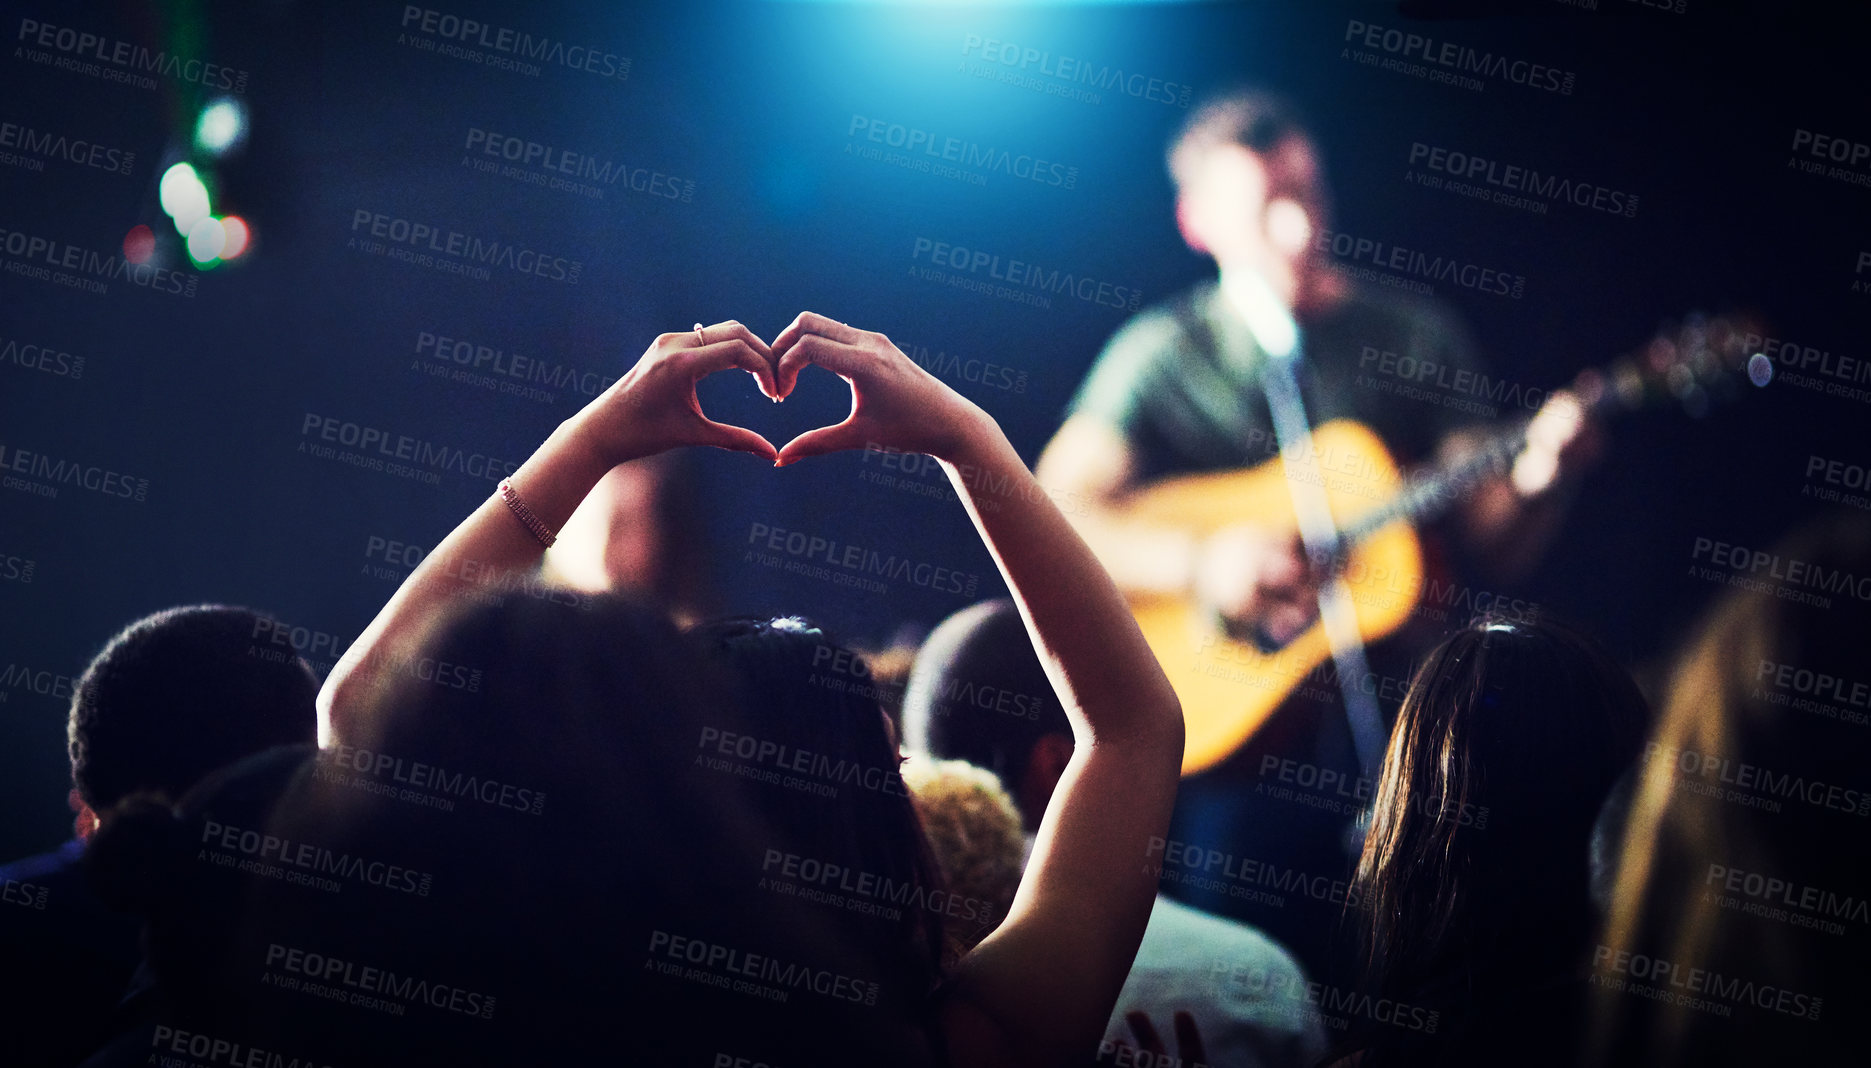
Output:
top-left (775, 418), bottom-right (864, 467)
top-left (689, 339), bottom-right (779, 399)
top-left (1126, 1011), bottom-right (1166, 1056)
top-left (697, 419), bottom-right (778, 461)
top-left (1173, 1010), bottom-right (1208, 1065)
top-left (695, 320), bottom-right (774, 362)
top-left (771, 311), bottom-right (862, 358)
top-left (775, 334), bottom-right (869, 396)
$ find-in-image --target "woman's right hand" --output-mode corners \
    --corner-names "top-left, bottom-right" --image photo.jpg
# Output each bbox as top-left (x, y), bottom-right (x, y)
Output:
top-left (767, 311), bottom-right (994, 467)
top-left (576, 320), bottom-right (781, 465)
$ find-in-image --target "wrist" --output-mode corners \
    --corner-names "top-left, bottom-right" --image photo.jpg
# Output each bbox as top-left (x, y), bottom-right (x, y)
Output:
top-left (545, 410), bottom-right (631, 475)
top-left (930, 401), bottom-right (1000, 467)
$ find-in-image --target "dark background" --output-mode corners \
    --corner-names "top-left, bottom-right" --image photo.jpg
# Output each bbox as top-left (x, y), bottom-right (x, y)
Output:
top-left (2, 0), bottom-right (1863, 858)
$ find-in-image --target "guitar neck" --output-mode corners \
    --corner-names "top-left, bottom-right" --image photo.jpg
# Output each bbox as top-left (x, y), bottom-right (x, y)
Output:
top-left (1338, 422), bottom-right (1529, 546)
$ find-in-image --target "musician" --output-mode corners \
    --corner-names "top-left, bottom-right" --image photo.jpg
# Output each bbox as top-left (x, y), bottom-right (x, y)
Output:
top-left (1038, 92), bottom-right (1597, 645)
top-left (1033, 92), bottom-right (1601, 981)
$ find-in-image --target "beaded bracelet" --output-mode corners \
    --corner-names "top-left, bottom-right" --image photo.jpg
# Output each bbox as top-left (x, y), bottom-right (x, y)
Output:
top-left (498, 478), bottom-right (557, 548)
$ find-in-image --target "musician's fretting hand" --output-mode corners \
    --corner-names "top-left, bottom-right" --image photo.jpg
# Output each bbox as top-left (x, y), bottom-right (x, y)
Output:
top-left (1195, 524), bottom-right (1321, 646)
top-left (1510, 389), bottom-right (1605, 497)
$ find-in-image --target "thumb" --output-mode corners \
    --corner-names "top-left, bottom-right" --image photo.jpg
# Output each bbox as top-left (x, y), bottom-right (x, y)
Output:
top-left (775, 418), bottom-right (864, 467)
top-left (699, 419), bottom-right (778, 461)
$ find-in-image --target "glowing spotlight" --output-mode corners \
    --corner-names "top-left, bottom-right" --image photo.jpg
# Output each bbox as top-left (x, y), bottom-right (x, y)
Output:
top-left (220, 215), bottom-right (250, 259)
top-left (159, 162), bottom-right (211, 234)
top-left (195, 98), bottom-right (247, 156)
top-left (123, 224), bottom-right (156, 264)
top-left (186, 216), bottom-right (227, 263)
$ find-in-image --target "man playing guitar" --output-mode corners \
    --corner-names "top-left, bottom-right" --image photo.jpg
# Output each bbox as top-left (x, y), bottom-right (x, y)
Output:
top-left (1034, 91), bottom-right (1602, 983)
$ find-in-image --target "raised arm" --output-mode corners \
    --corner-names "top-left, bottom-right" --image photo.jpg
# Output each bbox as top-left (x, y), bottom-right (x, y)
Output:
top-left (1034, 416), bottom-right (1198, 596)
top-left (317, 323), bottom-right (779, 747)
top-left (771, 313), bottom-right (1184, 1068)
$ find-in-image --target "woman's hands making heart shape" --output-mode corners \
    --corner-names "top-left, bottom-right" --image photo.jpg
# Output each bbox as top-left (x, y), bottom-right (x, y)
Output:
top-left (580, 312), bottom-right (990, 469)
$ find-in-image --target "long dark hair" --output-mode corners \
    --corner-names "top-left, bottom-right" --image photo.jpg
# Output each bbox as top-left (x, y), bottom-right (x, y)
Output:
top-left (1354, 616), bottom-right (1648, 1009)
top-left (690, 618), bottom-right (950, 990)
top-left (1594, 512), bottom-right (1871, 1066)
top-left (87, 595), bottom-right (941, 1066)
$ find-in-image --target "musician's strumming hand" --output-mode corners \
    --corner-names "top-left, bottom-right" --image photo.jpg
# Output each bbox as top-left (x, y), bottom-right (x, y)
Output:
top-left (1195, 524), bottom-right (1322, 648)
top-left (1510, 389), bottom-right (1605, 498)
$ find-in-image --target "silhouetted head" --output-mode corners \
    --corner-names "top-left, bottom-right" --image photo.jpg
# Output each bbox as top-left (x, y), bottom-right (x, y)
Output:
top-left (90, 595), bottom-right (941, 1066)
top-left (1355, 615), bottom-right (1648, 996)
top-left (903, 599), bottom-right (1071, 830)
top-left (68, 605), bottom-right (318, 829)
top-left (1595, 512), bottom-right (1871, 1066)
top-left (691, 617), bottom-right (947, 996)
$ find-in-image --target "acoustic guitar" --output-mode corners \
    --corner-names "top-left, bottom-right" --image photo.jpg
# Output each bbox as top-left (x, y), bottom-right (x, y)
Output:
top-left (1119, 315), bottom-right (1764, 776)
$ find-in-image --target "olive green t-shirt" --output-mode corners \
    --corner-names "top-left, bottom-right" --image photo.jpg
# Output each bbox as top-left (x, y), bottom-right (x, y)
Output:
top-left (1069, 281), bottom-right (1491, 484)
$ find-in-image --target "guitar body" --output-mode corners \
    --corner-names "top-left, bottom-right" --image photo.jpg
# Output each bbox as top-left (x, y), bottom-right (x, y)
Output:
top-left (1121, 420), bottom-right (1425, 776)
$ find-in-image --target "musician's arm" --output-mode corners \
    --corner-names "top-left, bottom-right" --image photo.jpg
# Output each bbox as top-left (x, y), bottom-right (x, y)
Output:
top-left (1445, 391), bottom-right (1603, 582)
top-left (1034, 416), bottom-right (1199, 596)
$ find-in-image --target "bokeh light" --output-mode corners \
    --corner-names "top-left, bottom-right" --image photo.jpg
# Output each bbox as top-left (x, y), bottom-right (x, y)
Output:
top-left (195, 98), bottom-right (247, 155)
top-left (186, 216), bottom-right (227, 263)
top-left (159, 163), bottom-right (211, 235)
top-left (122, 224), bottom-right (155, 264)
top-left (220, 216), bottom-right (251, 259)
